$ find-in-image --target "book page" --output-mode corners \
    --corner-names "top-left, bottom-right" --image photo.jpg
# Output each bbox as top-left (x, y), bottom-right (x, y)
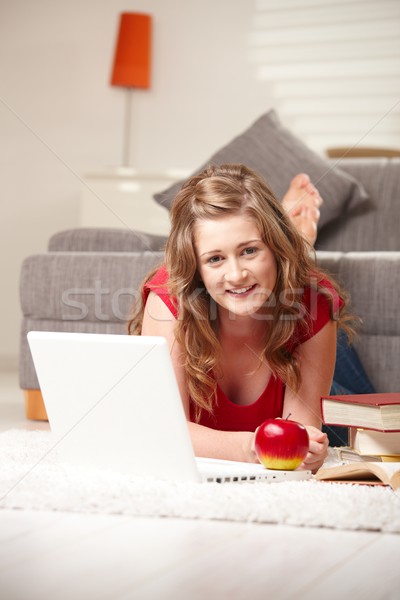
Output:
top-left (375, 461), bottom-right (400, 479)
top-left (315, 461), bottom-right (400, 489)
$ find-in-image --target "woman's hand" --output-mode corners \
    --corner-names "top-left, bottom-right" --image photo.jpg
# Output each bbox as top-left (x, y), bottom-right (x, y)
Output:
top-left (302, 425), bottom-right (329, 473)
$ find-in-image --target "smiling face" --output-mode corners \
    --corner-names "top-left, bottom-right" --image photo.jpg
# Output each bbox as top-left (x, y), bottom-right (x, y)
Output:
top-left (194, 214), bottom-right (278, 320)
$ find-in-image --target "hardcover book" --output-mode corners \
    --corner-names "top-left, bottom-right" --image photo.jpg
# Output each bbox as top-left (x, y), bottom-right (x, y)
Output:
top-left (320, 393), bottom-right (400, 432)
top-left (349, 428), bottom-right (400, 456)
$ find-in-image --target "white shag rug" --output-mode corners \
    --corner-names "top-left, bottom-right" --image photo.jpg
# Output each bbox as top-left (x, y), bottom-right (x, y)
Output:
top-left (1, 429), bottom-right (399, 533)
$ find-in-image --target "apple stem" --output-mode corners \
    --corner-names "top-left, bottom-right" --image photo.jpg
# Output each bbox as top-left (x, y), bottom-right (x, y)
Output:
top-left (285, 413), bottom-right (292, 420)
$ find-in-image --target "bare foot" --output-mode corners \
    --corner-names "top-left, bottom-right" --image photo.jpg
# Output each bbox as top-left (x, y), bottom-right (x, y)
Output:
top-left (281, 174), bottom-right (323, 246)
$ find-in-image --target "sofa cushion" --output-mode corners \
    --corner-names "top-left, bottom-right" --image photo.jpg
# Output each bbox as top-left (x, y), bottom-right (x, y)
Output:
top-left (48, 228), bottom-right (167, 253)
top-left (154, 110), bottom-right (369, 230)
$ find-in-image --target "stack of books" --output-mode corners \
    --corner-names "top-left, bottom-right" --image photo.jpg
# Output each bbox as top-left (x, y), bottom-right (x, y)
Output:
top-left (315, 393), bottom-right (400, 490)
top-left (321, 392), bottom-right (400, 461)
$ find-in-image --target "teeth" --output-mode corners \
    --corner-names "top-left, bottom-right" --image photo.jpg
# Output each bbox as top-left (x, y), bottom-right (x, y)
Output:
top-left (228, 285), bottom-right (253, 295)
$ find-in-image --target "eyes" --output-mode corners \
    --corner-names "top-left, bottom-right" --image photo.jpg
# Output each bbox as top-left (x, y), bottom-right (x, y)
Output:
top-left (207, 255), bottom-right (222, 264)
top-left (206, 246), bottom-right (258, 265)
top-left (243, 246), bottom-right (257, 256)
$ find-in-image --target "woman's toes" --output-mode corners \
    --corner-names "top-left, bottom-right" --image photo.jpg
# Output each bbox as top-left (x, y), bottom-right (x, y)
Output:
top-left (305, 182), bottom-right (323, 206)
top-left (290, 173), bottom-right (310, 190)
top-left (305, 182), bottom-right (316, 195)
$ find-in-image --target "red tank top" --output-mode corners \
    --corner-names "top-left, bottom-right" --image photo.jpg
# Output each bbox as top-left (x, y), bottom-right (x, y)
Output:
top-left (144, 265), bottom-right (341, 432)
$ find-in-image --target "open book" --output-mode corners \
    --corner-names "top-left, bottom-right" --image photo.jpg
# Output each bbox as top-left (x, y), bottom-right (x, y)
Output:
top-left (315, 461), bottom-right (400, 491)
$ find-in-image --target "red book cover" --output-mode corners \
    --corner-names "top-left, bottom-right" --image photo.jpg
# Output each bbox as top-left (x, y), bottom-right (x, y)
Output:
top-left (320, 393), bottom-right (400, 432)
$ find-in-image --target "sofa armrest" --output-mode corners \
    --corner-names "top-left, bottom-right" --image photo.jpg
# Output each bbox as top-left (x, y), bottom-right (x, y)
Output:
top-left (19, 250), bottom-right (163, 389)
top-left (48, 228), bottom-right (167, 253)
top-left (20, 250), bottom-right (163, 322)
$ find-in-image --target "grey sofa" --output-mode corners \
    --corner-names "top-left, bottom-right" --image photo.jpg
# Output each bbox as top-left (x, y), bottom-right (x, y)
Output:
top-left (19, 158), bottom-right (400, 419)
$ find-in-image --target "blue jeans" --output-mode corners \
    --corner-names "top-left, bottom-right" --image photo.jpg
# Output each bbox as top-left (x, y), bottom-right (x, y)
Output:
top-left (322, 330), bottom-right (375, 447)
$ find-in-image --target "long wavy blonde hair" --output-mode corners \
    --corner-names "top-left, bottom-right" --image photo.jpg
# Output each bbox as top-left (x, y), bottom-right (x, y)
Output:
top-left (129, 163), bottom-right (352, 421)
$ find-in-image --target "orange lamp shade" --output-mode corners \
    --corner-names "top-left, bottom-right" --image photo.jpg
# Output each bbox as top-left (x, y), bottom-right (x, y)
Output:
top-left (110, 13), bottom-right (152, 89)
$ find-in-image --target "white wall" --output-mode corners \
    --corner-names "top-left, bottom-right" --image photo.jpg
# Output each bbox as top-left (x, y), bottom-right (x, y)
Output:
top-left (1, 0), bottom-right (399, 368)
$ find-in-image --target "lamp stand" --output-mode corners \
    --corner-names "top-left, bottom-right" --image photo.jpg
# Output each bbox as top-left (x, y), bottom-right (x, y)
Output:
top-left (122, 88), bottom-right (133, 166)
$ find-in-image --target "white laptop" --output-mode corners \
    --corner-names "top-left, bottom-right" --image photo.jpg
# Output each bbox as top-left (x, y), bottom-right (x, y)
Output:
top-left (27, 331), bottom-right (311, 484)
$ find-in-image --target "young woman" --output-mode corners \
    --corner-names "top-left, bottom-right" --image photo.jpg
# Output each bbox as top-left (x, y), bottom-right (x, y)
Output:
top-left (129, 164), bottom-right (354, 472)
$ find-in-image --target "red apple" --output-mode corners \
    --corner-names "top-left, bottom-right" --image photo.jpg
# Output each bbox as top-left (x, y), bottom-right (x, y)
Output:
top-left (254, 418), bottom-right (309, 470)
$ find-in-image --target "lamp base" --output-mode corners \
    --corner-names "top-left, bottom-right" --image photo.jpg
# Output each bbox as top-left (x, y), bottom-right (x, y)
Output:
top-left (122, 88), bottom-right (133, 167)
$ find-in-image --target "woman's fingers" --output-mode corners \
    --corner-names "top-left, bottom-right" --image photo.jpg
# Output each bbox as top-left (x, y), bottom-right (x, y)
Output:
top-left (302, 427), bottom-right (329, 472)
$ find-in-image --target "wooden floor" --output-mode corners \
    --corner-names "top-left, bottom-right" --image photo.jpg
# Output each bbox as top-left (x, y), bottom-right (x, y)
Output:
top-left (1, 369), bottom-right (400, 600)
